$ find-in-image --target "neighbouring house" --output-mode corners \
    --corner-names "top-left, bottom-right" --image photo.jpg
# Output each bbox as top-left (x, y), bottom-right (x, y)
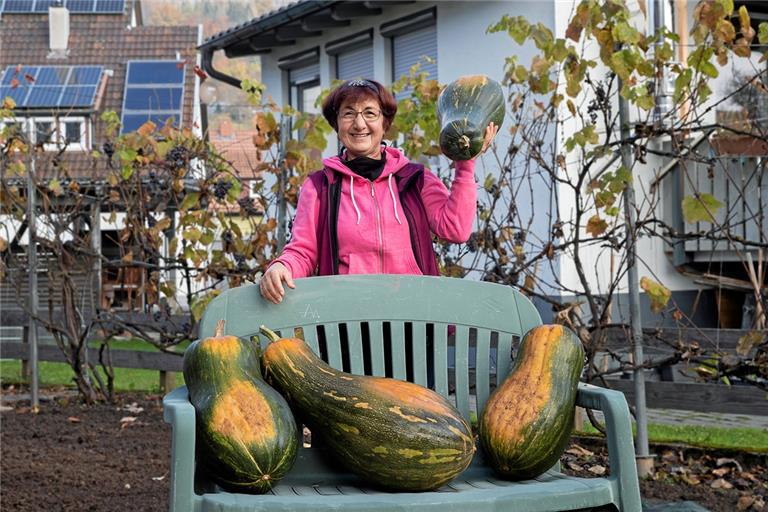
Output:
top-left (0, 0), bottom-right (202, 324)
top-left (197, 0), bottom-right (767, 332)
top-left (209, 118), bottom-right (264, 205)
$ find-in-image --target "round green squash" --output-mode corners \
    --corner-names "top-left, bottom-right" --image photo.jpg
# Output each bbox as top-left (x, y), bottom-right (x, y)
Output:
top-left (259, 326), bottom-right (476, 491)
top-left (479, 324), bottom-right (584, 480)
top-left (437, 74), bottom-right (505, 161)
top-left (183, 320), bottom-right (298, 493)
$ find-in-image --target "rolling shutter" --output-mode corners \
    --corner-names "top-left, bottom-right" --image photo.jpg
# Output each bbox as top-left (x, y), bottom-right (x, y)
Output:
top-left (337, 45), bottom-right (374, 81)
top-left (392, 24), bottom-right (437, 82)
top-left (289, 62), bottom-right (319, 85)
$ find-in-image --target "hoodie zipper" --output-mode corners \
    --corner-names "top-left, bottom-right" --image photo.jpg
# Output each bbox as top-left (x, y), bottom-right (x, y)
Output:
top-left (369, 180), bottom-right (384, 272)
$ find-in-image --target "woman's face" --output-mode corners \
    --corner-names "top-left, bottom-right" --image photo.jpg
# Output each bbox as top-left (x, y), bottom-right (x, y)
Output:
top-left (336, 96), bottom-right (385, 160)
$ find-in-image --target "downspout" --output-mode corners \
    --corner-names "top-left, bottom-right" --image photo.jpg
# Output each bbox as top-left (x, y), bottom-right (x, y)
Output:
top-left (200, 47), bottom-right (242, 90)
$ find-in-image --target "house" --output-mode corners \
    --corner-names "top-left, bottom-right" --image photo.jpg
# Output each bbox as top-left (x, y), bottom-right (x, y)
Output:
top-left (197, 0), bottom-right (767, 332)
top-left (0, 0), bottom-right (202, 319)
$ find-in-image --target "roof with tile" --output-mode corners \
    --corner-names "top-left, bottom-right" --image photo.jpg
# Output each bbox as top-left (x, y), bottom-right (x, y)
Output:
top-left (0, 4), bottom-right (200, 179)
top-left (209, 119), bottom-right (264, 181)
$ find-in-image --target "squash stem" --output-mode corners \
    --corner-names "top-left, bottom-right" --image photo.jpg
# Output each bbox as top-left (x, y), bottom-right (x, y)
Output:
top-left (458, 135), bottom-right (471, 150)
top-left (259, 325), bottom-right (281, 343)
top-left (214, 319), bottom-right (225, 337)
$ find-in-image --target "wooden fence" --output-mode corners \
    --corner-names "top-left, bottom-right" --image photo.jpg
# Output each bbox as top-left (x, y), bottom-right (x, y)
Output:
top-left (1, 326), bottom-right (765, 415)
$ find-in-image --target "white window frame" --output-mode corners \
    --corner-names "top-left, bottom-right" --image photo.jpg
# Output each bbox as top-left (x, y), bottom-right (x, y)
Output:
top-left (0, 117), bottom-right (29, 152)
top-left (32, 116), bottom-right (59, 151)
top-left (1, 115), bottom-right (90, 152)
top-left (57, 116), bottom-right (89, 152)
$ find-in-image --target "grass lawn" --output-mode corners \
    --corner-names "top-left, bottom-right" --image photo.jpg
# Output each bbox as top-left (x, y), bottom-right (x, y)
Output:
top-left (0, 338), bottom-right (187, 393)
top-left (576, 421), bottom-right (768, 453)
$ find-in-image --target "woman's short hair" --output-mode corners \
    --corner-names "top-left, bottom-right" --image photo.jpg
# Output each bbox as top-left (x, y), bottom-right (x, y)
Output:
top-left (321, 79), bottom-right (397, 132)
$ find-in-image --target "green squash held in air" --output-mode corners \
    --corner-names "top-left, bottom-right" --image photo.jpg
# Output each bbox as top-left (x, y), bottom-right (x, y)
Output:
top-left (437, 74), bottom-right (505, 161)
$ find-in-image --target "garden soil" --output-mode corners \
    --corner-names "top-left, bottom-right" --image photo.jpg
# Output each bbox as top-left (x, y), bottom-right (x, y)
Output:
top-left (1, 387), bottom-right (765, 512)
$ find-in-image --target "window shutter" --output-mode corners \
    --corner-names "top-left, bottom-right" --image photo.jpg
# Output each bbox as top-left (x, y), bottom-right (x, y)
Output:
top-left (392, 24), bottom-right (437, 83)
top-left (337, 45), bottom-right (374, 81)
top-left (289, 62), bottom-right (319, 85)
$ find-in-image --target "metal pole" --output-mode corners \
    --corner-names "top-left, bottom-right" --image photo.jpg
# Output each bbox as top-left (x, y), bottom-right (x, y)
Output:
top-left (26, 153), bottom-right (39, 412)
top-left (618, 85), bottom-right (653, 477)
top-left (276, 115), bottom-right (292, 253)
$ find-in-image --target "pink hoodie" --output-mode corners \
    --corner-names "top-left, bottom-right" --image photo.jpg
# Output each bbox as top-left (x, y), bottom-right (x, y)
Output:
top-left (274, 146), bottom-right (477, 278)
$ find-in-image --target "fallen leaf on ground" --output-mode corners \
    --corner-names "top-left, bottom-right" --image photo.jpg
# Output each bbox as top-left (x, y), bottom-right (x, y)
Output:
top-left (567, 462), bottom-right (583, 472)
top-left (712, 467), bottom-right (731, 477)
top-left (120, 416), bottom-right (138, 429)
top-left (680, 474), bottom-right (701, 485)
top-left (710, 478), bottom-right (733, 489)
top-left (122, 402), bottom-right (144, 414)
top-left (566, 445), bottom-right (594, 457)
top-left (588, 464), bottom-right (606, 475)
top-left (738, 496), bottom-right (755, 510)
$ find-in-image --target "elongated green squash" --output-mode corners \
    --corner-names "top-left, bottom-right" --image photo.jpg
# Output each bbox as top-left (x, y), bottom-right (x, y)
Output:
top-left (437, 74), bottom-right (505, 160)
top-left (183, 320), bottom-right (298, 493)
top-left (479, 324), bottom-right (584, 480)
top-left (259, 326), bottom-right (476, 491)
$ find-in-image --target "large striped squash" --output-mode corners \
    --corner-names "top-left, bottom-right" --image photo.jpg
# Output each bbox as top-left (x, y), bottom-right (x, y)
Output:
top-left (479, 324), bottom-right (584, 480)
top-left (182, 320), bottom-right (298, 493)
top-left (437, 74), bottom-right (505, 160)
top-left (259, 326), bottom-right (476, 491)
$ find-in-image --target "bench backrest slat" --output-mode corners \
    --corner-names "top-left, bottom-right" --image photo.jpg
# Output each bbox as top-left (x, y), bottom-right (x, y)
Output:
top-left (199, 275), bottom-right (542, 420)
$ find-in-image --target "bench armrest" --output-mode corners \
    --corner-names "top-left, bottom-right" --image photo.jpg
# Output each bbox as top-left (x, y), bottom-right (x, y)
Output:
top-left (163, 386), bottom-right (196, 512)
top-left (576, 383), bottom-right (642, 512)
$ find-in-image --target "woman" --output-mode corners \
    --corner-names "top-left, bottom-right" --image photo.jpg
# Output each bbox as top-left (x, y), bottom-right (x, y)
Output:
top-left (260, 78), bottom-right (496, 304)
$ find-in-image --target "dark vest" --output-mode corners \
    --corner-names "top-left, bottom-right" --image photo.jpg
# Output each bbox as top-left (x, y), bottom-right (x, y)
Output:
top-left (307, 163), bottom-right (440, 276)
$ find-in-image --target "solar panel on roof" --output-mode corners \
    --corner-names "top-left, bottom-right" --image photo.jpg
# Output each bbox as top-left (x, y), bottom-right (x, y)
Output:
top-left (127, 62), bottom-right (185, 85)
top-left (1, 0), bottom-right (33, 13)
top-left (0, 65), bottom-right (102, 108)
top-left (94, 0), bottom-right (123, 13)
top-left (121, 61), bottom-right (185, 134)
top-left (32, 0), bottom-right (55, 12)
top-left (65, 0), bottom-right (95, 11)
top-left (0, 0), bottom-right (124, 13)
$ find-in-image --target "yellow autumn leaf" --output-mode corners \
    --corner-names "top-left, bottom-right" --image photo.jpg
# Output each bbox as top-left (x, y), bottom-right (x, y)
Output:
top-left (640, 277), bottom-right (671, 313)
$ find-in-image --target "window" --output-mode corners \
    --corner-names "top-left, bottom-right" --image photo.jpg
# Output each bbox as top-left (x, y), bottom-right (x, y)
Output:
top-left (278, 48), bottom-right (320, 115)
top-left (382, 8), bottom-right (437, 99)
top-left (2, 116), bottom-right (89, 151)
top-left (121, 60), bottom-right (185, 134)
top-left (34, 118), bottom-right (56, 149)
top-left (327, 30), bottom-right (374, 81)
top-left (0, 118), bottom-right (28, 151)
top-left (337, 46), bottom-right (374, 82)
top-left (59, 117), bottom-right (88, 150)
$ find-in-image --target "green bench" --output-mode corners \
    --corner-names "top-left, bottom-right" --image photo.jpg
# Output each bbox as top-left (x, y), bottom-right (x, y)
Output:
top-left (163, 275), bottom-right (641, 511)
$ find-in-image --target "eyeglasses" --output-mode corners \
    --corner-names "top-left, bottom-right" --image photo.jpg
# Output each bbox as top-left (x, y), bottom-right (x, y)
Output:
top-left (339, 108), bottom-right (381, 122)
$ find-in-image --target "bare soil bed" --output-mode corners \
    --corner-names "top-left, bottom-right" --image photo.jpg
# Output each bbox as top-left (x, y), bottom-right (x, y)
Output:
top-left (1, 387), bottom-right (765, 512)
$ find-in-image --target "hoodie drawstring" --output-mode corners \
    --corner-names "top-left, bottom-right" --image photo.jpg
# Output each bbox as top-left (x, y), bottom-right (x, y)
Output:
top-left (348, 173), bottom-right (401, 226)
top-left (387, 173), bottom-right (402, 225)
top-left (349, 175), bottom-right (362, 225)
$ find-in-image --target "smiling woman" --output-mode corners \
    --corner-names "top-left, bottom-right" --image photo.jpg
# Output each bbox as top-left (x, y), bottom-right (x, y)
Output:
top-left (258, 78), bottom-right (497, 304)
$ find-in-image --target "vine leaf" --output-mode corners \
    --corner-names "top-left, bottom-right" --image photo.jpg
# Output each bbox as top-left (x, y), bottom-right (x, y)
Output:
top-left (640, 277), bottom-right (671, 313)
top-left (586, 215), bottom-right (608, 236)
top-left (682, 193), bottom-right (724, 223)
top-left (736, 330), bottom-right (764, 356)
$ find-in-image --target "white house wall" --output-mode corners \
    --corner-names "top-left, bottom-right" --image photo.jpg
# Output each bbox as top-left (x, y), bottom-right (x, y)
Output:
top-left (258, 1), bottom-right (559, 296)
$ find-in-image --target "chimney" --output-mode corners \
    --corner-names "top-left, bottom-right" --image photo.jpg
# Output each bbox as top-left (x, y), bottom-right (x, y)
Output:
top-left (48, 1), bottom-right (70, 59)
